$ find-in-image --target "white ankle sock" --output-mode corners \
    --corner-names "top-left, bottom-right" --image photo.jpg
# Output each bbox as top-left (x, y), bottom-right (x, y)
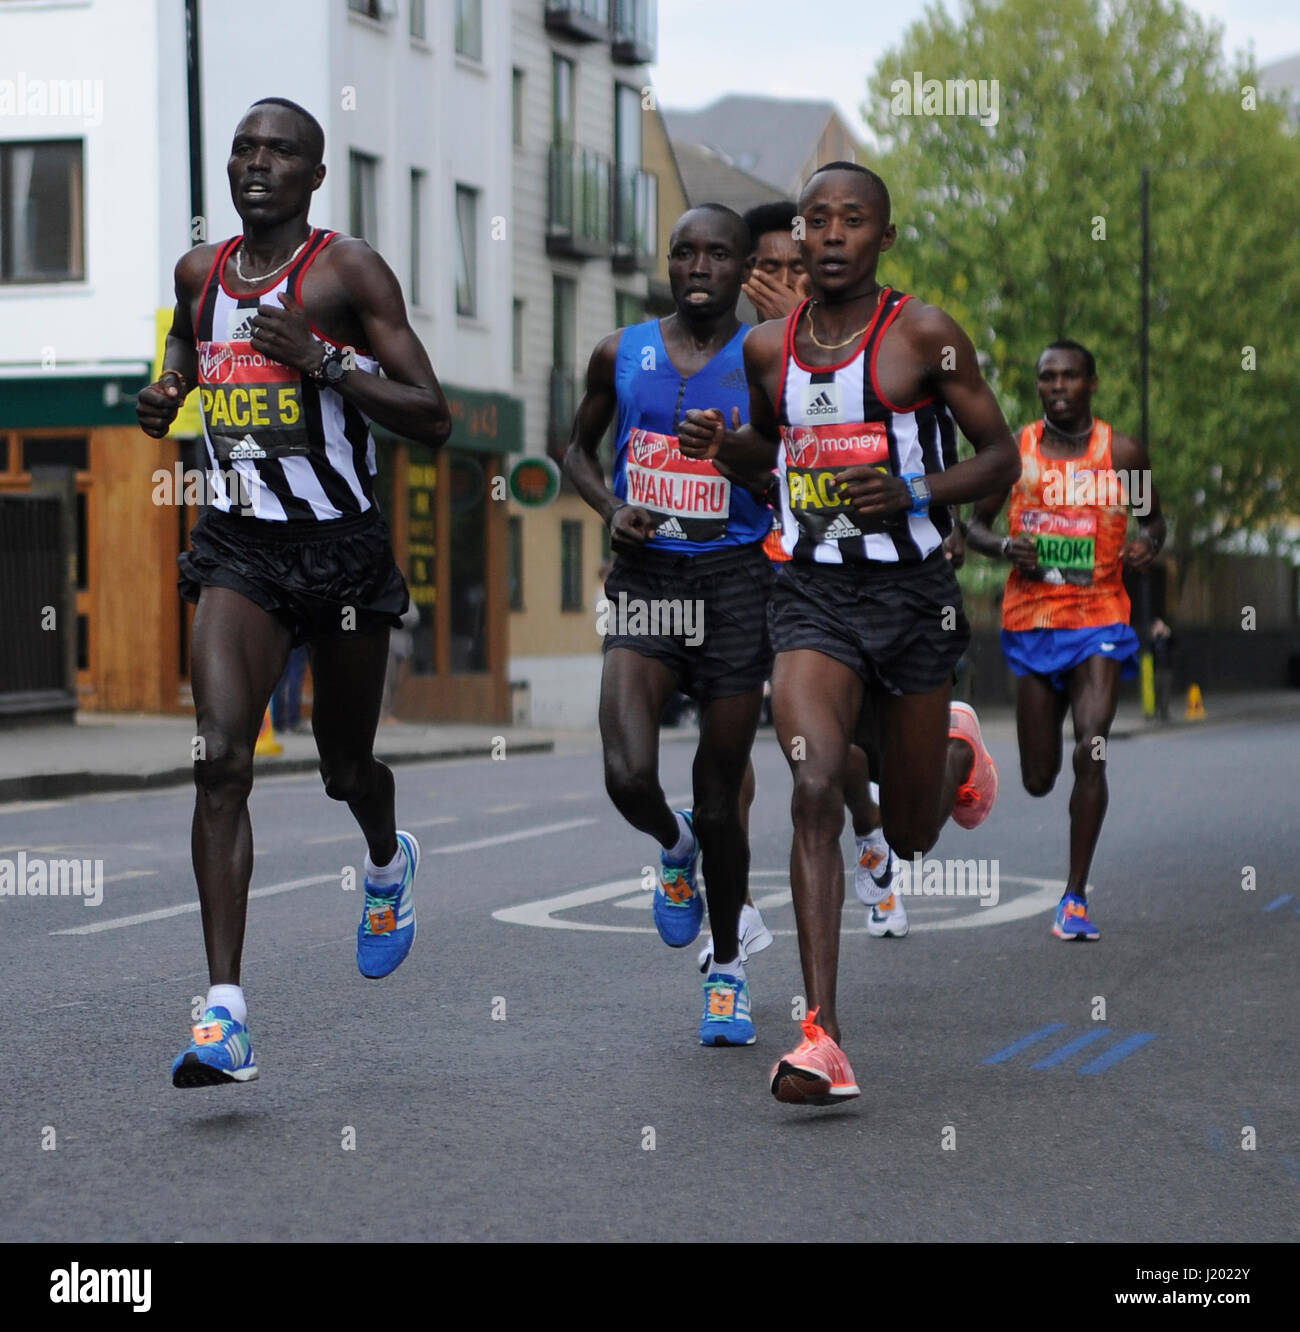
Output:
top-left (206, 983), bottom-right (246, 1025)
top-left (665, 812), bottom-right (694, 861)
top-left (365, 844), bottom-right (406, 888)
top-left (709, 956), bottom-right (745, 979)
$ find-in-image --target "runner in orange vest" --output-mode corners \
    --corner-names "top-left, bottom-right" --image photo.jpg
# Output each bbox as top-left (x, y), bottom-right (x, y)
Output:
top-left (968, 340), bottom-right (1166, 940)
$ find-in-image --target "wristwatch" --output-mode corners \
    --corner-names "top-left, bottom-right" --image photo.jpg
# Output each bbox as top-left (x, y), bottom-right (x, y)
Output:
top-left (310, 345), bottom-right (349, 388)
top-left (902, 473), bottom-right (931, 515)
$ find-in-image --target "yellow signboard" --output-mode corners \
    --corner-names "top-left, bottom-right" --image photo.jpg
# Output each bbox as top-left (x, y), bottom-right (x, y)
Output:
top-left (152, 307), bottom-right (204, 437)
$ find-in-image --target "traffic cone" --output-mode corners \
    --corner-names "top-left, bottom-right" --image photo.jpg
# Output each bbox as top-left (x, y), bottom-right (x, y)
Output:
top-left (1184, 684), bottom-right (1206, 721)
top-left (254, 706), bottom-right (283, 756)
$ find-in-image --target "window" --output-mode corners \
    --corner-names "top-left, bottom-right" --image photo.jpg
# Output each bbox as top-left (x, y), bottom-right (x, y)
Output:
top-left (615, 291), bottom-right (644, 327)
top-left (409, 0), bottom-right (426, 39)
top-left (455, 185), bottom-right (478, 318)
top-left (513, 298), bottom-right (525, 373)
top-left (561, 520), bottom-right (584, 612)
top-left (615, 83), bottom-right (641, 173)
top-left (552, 54), bottom-right (575, 145)
top-left (449, 452), bottom-right (488, 671)
top-left (409, 169), bottom-right (425, 305)
top-left (0, 141), bottom-right (84, 283)
top-left (454, 0), bottom-right (482, 60)
top-left (552, 276), bottom-right (576, 371)
top-left (348, 150), bottom-right (379, 245)
top-left (347, 0), bottom-right (382, 18)
top-left (512, 67), bottom-right (525, 147)
top-left (508, 516), bottom-right (524, 611)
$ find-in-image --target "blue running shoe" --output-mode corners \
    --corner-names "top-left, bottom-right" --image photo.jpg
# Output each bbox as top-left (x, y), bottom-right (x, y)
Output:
top-left (699, 973), bottom-right (756, 1046)
top-left (357, 830), bottom-right (421, 978)
top-left (1052, 891), bottom-right (1099, 940)
top-left (171, 1006), bottom-right (258, 1087)
top-left (654, 810), bottom-right (702, 947)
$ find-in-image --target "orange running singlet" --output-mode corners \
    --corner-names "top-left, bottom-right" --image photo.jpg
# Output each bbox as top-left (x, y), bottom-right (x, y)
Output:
top-left (1001, 419), bottom-right (1131, 632)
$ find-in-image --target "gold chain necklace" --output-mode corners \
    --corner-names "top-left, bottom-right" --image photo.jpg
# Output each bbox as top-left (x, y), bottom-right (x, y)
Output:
top-left (806, 286), bottom-right (883, 350)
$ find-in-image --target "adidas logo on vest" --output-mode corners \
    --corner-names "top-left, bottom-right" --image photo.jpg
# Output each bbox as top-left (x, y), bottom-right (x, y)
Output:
top-left (823, 512), bottom-right (862, 539)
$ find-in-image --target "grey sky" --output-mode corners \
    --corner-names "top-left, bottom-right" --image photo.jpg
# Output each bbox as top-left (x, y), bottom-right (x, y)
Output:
top-left (652, 0), bottom-right (1300, 132)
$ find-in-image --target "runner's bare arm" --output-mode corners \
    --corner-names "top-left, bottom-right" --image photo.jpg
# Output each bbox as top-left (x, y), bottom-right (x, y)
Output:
top-left (136, 249), bottom-right (210, 438)
top-left (330, 240), bottom-right (451, 447)
top-left (678, 323), bottom-right (782, 479)
top-left (968, 484), bottom-right (1036, 572)
top-left (564, 333), bottom-right (658, 545)
top-left (910, 305), bottom-right (1020, 505)
top-left (1111, 432), bottom-right (1166, 571)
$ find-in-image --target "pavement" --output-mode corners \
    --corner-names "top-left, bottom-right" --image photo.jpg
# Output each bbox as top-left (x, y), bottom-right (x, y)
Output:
top-left (1, 688), bottom-right (1298, 805)
top-left (0, 713), bottom-right (559, 803)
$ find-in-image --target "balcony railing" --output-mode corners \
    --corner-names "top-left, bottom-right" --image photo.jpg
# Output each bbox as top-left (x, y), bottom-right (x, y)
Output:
top-left (544, 0), bottom-right (610, 43)
top-left (612, 164), bottom-right (657, 272)
top-left (548, 142), bottom-right (612, 259)
top-left (612, 0), bottom-right (657, 64)
top-left (547, 367), bottom-right (579, 462)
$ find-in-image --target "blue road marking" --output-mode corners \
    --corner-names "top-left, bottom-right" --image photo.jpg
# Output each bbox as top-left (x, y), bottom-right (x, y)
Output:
top-left (1030, 1028), bottom-right (1111, 1069)
top-left (1078, 1032), bottom-right (1158, 1074)
top-left (1263, 894), bottom-right (1292, 912)
top-left (982, 1022), bottom-right (1067, 1064)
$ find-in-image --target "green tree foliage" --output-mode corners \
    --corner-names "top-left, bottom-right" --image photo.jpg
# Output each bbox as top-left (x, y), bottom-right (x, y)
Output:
top-left (862, 0), bottom-right (1300, 565)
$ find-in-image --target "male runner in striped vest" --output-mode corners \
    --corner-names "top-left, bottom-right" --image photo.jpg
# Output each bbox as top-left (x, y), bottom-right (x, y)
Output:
top-left (137, 99), bottom-right (451, 1086)
top-left (682, 163), bottom-right (1019, 1105)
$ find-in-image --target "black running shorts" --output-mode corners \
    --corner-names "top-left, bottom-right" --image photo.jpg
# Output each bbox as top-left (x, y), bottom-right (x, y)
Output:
top-left (601, 542), bottom-right (773, 703)
top-left (767, 551), bottom-right (969, 696)
top-left (179, 508), bottom-right (410, 646)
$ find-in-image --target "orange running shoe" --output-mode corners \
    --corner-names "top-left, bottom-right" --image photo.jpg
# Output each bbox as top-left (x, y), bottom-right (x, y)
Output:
top-left (769, 1008), bottom-right (860, 1106)
top-left (949, 701), bottom-right (998, 830)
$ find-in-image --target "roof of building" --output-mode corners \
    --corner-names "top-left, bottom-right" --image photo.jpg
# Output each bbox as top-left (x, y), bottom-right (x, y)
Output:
top-left (1258, 52), bottom-right (1300, 93)
top-left (670, 141), bottom-right (788, 215)
top-left (663, 95), bottom-right (843, 193)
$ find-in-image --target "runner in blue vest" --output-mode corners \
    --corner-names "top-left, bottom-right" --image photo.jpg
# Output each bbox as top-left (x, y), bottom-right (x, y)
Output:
top-left (565, 204), bottom-right (772, 1049)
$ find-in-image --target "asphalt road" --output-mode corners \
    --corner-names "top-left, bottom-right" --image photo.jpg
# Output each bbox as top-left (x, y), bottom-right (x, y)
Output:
top-left (1, 716), bottom-right (1296, 1242)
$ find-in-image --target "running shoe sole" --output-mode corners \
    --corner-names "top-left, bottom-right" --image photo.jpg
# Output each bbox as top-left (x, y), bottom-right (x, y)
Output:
top-left (172, 1056), bottom-right (259, 1088)
top-left (769, 1062), bottom-right (859, 1106)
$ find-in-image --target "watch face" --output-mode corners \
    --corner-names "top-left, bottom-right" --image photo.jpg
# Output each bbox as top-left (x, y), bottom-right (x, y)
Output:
top-left (914, 477), bottom-right (931, 500)
top-left (323, 355), bottom-right (346, 384)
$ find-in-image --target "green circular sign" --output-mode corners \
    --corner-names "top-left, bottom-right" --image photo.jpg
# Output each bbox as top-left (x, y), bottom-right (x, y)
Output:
top-left (509, 456), bottom-right (561, 507)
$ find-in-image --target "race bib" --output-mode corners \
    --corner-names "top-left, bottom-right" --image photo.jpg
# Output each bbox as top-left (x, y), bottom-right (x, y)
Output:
top-left (1019, 509), bottom-right (1097, 585)
top-left (624, 428), bottom-right (731, 543)
top-left (781, 422), bottom-right (892, 542)
top-left (196, 330), bottom-right (311, 465)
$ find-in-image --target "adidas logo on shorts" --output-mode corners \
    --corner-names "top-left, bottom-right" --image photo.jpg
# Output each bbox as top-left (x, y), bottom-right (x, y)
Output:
top-left (824, 513), bottom-right (862, 540)
top-left (655, 516), bottom-right (688, 539)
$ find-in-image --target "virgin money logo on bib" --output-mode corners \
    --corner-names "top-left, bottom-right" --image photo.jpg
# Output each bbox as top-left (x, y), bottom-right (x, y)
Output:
top-left (628, 428), bottom-right (670, 469)
top-left (198, 342), bottom-right (235, 385)
top-left (781, 422), bottom-right (888, 469)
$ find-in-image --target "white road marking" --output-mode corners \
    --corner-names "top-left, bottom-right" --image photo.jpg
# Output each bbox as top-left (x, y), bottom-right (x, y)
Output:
top-left (406, 815), bottom-right (459, 828)
top-left (102, 870), bottom-right (158, 884)
top-left (49, 820), bottom-right (598, 937)
top-left (494, 870), bottom-right (1069, 935)
top-left (50, 874), bottom-right (336, 936)
top-left (484, 803), bottom-right (527, 814)
top-left (431, 818), bottom-right (597, 855)
top-left (0, 801), bottom-right (66, 815)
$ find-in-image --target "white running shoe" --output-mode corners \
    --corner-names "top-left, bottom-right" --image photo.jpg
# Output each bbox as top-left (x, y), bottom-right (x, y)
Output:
top-left (866, 889), bottom-right (909, 939)
top-left (697, 903), bottom-right (774, 973)
top-left (854, 836), bottom-right (898, 907)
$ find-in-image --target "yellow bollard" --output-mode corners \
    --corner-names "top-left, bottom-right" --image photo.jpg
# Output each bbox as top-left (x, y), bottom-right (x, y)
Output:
top-left (1184, 684), bottom-right (1206, 721)
top-left (254, 706), bottom-right (283, 756)
top-left (1139, 651), bottom-right (1155, 719)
